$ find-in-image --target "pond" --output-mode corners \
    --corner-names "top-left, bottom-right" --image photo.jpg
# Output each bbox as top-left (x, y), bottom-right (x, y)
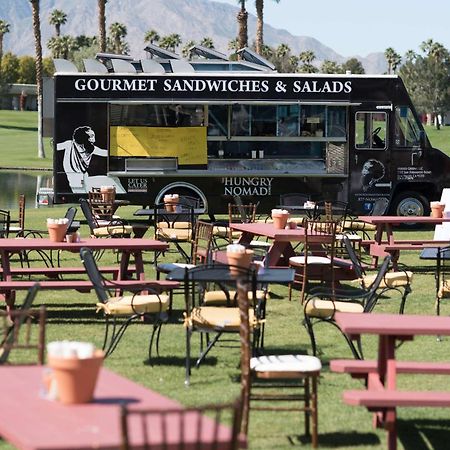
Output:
top-left (0, 171), bottom-right (53, 209)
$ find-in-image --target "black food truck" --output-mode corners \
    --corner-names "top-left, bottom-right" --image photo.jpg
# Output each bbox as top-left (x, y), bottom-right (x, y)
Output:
top-left (48, 47), bottom-right (450, 217)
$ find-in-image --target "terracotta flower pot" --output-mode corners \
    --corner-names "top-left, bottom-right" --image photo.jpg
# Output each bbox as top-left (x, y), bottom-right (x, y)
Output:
top-left (48, 350), bottom-right (104, 404)
top-left (272, 212), bottom-right (290, 229)
top-left (227, 249), bottom-right (254, 275)
top-left (430, 201), bottom-right (445, 218)
top-left (100, 186), bottom-right (116, 203)
top-left (47, 223), bottom-right (69, 242)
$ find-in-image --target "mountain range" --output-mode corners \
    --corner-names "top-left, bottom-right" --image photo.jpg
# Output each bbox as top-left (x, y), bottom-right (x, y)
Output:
top-left (1, 0), bottom-right (387, 74)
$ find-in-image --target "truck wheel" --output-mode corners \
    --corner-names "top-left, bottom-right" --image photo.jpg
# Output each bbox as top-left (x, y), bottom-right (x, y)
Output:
top-left (391, 191), bottom-right (430, 217)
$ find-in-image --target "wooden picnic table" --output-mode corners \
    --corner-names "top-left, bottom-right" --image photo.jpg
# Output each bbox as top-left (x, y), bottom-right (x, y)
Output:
top-left (0, 365), bottom-right (244, 450)
top-left (0, 238), bottom-right (169, 308)
top-left (330, 312), bottom-right (450, 450)
top-left (357, 215), bottom-right (450, 268)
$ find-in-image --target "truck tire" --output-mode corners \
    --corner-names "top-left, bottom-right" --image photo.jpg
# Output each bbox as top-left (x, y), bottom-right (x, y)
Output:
top-left (390, 191), bottom-right (430, 217)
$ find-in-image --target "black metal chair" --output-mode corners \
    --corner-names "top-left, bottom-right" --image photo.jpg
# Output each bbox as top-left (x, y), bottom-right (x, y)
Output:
top-left (303, 255), bottom-right (393, 359)
top-left (0, 209), bottom-right (10, 238)
top-left (0, 283), bottom-right (45, 365)
top-left (182, 263), bottom-right (264, 385)
top-left (120, 397), bottom-right (242, 450)
top-left (80, 248), bottom-right (169, 361)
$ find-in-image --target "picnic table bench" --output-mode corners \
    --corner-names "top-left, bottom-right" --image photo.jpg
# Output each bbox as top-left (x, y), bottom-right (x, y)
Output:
top-left (331, 312), bottom-right (450, 450)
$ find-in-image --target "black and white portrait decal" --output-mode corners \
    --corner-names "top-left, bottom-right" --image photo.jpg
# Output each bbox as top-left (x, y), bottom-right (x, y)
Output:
top-left (361, 159), bottom-right (385, 192)
top-left (54, 103), bottom-right (124, 194)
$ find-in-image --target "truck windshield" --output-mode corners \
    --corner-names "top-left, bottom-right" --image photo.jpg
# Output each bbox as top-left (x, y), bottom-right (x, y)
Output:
top-left (394, 106), bottom-right (421, 147)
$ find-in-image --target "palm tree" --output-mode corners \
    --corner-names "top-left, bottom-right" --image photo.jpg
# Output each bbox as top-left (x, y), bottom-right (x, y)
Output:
top-left (320, 60), bottom-right (343, 74)
top-left (160, 34), bottom-right (181, 53)
top-left (29, 0), bottom-right (45, 158)
top-left (181, 40), bottom-right (196, 59)
top-left (237, 0), bottom-right (248, 51)
top-left (49, 9), bottom-right (67, 37)
top-left (144, 29), bottom-right (160, 45)
top-left (109, 22), bottom-right (127, 54)
top-left (200, 37), bottom-right (214, 49)
top-left (298, 50), bottom-right (318, 73)
top-left (384, 47), bottom-right (402, 74)
top-left (0, 20), bottom-right (10, 73)
top-left (98, 0), bottom-right (108, 52)
top-left (254, 0), bottom-right (280, 55)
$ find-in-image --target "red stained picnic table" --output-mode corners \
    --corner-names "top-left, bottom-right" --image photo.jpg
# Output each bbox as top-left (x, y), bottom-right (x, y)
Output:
top-left (0, 365), bottom-right (243, 450)
top-left (357, 215), bottom-right (450, 268)
top-left (0, 238), bottom-right (169, 308)
top-left (331, 312), bottom-right (450, 450)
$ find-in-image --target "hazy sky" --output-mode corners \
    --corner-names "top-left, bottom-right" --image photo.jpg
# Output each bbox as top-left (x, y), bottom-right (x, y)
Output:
top-left (215, 0), bottom-right (450, 56)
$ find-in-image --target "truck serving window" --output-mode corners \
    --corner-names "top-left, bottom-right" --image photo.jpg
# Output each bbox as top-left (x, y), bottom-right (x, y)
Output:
top-left (355, 112), bottom-right (387, 149)
top-left (394, 106), bottom-right (421, 147)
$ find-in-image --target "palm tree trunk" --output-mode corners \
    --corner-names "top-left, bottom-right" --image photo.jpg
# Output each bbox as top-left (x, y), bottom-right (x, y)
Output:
top-left (30, 0), bottom-right (45, 159)
top-left (237, 1), bottom-right (248, 52)
top-left (98, 0), bottom-right (106, 53)
top-left (255, 0), bottom-right (264, 54)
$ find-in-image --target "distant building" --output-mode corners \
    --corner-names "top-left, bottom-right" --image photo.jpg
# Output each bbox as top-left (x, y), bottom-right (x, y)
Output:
top-left (0, 83), bottom-right (37, 111)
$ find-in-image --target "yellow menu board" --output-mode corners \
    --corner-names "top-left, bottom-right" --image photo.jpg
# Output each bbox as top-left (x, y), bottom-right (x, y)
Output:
top-left (110, 126), bottom-right (207, 165)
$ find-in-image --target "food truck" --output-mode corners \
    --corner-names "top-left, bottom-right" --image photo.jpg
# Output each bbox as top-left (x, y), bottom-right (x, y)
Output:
top-left (48, 46), bottom-right (450, 217)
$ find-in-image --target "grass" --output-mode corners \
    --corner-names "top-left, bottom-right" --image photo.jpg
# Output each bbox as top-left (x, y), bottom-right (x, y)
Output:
top-left (1, 207), bottom-right (450, 450)
top-left (1, 111), bottom-right (450, 449)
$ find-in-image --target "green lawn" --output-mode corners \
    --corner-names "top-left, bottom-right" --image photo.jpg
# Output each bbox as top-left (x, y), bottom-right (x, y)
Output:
top-left (1, 110), bottom-right (450, 449)
top-left (0, 205), bottom-right (449, 450)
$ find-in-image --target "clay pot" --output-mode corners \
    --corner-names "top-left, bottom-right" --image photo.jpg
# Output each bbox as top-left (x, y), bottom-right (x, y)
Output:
top-left (227, 249), bottom-right (254, 275)
top-left (47, 223), bottom-right (69, 242)
top-left (48, 350), bottom-right (104, 404)
top-left (272, 212), bottom-right (290, 229)
top-left (430, 201), bottom-right (445, 218)
top-left (100, 186), bottom-right (116, 203)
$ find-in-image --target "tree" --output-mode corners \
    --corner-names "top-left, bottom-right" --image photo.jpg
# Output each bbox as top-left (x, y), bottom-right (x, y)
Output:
top-left (49, 9), bottom-right (67, 37)
top-left (18, 55), bottom-right (36, 84)
top-left (384, 47), bottom-right (402, 74)
top-left (29, 0), bottom-right (45, 158)
top-left (298, 50), bottom-right (318, 73)
top-left (320, 60), bottom-right (343, 74)
top-left (342, 57), bottom-right (365, 74)
top-left (399, 40), bottom-right (450, 129)
top-left (109, 22), bottom-right (128, 54)
top-left (0, 19), bottom-right (10, 73)
top-left (200, 37), bottom-right (214, 49)
top-left (159, 34), bottom-right (181, 53)
top-left (144, 29), bottom-right (160, 45)
top-left (236, 0), bottom-right (248, 51)
top-left (254, 0), bottom-right (279, 55)
top-left (98, 0), bottom-right (108, 52)
top-left (181, 40), bottom-right (196, 59)
top-left (1, 52), bottom-right (19, 83)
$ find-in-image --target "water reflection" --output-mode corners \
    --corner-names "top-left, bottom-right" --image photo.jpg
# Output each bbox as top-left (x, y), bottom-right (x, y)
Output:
top-left (0, 171), bottom-right (53, 209)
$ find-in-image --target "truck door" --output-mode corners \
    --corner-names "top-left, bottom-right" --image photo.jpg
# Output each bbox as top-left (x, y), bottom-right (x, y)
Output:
top-left (348, 106), bottom-right (391, 214)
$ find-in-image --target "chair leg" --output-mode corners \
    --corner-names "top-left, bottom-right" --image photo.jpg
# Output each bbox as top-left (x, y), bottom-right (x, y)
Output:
top-left (399, 286), bottom-right (411, 314)
top-left (186, 328), bottom-right (192, 386)
top-left (303, 317), bottom-right (318, 357)
top-left (195, 332), bottom-right (222, 368)
top-left (311, 375), bottom-right (319, 448)
top-left (304, 376), bottom-right (310, 437)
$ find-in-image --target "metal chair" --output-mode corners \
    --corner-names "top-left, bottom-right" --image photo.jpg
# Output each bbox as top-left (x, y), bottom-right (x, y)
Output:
top-left (120, 397), bottom-right (242, 450)
top-left (236, 272), bottom-right (321, 447)
top-left (0, 283), bottom-right (45, 365)
top-left (0, 209), bottom-right (10, 238)
top-left (288, 219), bottom-right (338, 303)
top-left (303, 255), bottom-right (393, 359)
top-left (80, 248), bottom-right (170, 361)
top-left (182, 263), bottom-right (263, 385)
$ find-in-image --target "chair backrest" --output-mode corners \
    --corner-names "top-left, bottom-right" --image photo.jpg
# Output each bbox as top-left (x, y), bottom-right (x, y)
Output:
top-left (17, 194), bottom-right (26, 232)
top-left (342, 235), bottom-right (365, 280)
top-left (154, 201), bottom-right (196, 233)
top-left (228, 203), bottom-right (257, 224)
top-left (79, 247), bottom-right (110, 303)
top-left (0, 209), bottom-right (10, 238)
top-left (64, 206), bottom-right (77, 229)
top-left (279, 193), bottom-right (310, 207)
top-left (313, 200), bottom-right (348, 222)
top-left (363, 255), bottom-right (393, 312)
top-left (0, 283), bottom-right (45, 365)
top-left (191, 220), bottom-right (214, 264)
top-left (183, 263), bottom-right (257, 310)
top-left (120, 398), bottom-right (242, 450)
top-left (88, 190), bottom-right (115, 222)
top-left (79, 198), bottom-right (98, 232)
